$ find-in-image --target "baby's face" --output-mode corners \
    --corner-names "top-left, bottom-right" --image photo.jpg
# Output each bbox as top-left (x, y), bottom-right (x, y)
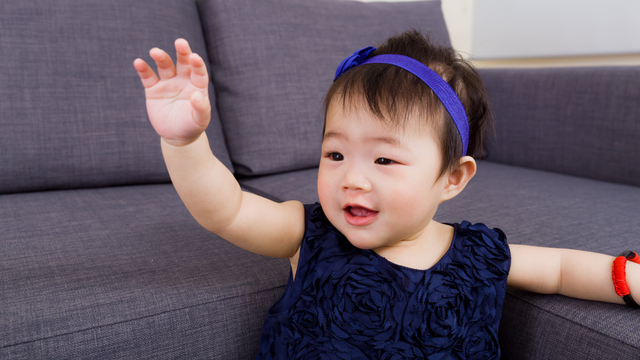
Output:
top-left (318, 99), bottom-right (450, 252)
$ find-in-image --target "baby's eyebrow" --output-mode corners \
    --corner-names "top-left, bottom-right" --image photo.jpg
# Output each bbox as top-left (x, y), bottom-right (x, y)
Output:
top-left (371, 136), bottom-right (402, 147)
top-left (370, 136), bottom-right (411, 152)
top-left (322, 131), bottom-right (344, 141)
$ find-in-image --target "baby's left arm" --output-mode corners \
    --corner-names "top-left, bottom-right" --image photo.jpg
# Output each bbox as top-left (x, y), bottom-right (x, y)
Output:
top-left (508, 245), bottom-right (640, 305)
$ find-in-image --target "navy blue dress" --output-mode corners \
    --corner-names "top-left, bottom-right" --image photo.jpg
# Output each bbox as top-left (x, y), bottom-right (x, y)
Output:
top-left (256, 203), bottom-right (511, 359)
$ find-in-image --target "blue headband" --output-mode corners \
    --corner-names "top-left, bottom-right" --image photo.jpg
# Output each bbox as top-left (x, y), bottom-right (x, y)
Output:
top-left (334, 46), bottom-right (470, 156)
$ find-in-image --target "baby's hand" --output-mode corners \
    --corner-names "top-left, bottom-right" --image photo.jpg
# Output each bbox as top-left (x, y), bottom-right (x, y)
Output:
top-left (133, 39), bottom-right (211, 147)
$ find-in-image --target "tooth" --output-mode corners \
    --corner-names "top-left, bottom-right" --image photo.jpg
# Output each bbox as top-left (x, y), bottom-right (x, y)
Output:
top-left (350, 206), bottom-right (368, 216)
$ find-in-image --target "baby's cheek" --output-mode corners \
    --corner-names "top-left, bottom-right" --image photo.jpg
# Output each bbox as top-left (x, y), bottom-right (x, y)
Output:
top-left (388, 186), bottom-right (415, 206)
top-left (316, 172), bottom-right (333, 205)
top-left (316, 174), bottom-right (344, 233)
top-left (386, 186), bottom-right (426, 219)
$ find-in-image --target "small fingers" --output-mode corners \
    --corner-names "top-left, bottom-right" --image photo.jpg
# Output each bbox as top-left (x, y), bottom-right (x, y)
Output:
top-left (189, 53), bottom-right (209, 90)
top-left (133, 58), bottom-right (159, 88)
top-left (149, 47), bottom-right (176, 80)
top-left (175, 38), bottom-right (193, 78)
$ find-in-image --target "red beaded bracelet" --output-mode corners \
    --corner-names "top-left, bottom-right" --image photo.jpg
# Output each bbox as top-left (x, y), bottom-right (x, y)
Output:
top-left (612, 250), bottom-right (640, 308)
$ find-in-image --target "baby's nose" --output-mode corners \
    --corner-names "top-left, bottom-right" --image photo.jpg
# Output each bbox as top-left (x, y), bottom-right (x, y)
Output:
top-left (341, 167), bottom-right (372, 192)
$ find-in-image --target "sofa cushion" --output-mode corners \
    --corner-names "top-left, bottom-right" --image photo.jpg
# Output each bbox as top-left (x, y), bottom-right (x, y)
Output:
top-left (0, 0), bottom-right (233, 194)
top-left (197, 0), bottom-right (450, 176)
top-left (480, 67), bottom-right (640, 188)
top-left (238, 161), bottom-right (640, 358)
top-left (239, 167), bottom-right (320, 204)
top-left (0, 184), bottom-right (288, 359)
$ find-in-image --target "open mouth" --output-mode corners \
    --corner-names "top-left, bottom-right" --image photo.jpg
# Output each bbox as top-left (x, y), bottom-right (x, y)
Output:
top-left (343, 205), bottom-right (378, 226)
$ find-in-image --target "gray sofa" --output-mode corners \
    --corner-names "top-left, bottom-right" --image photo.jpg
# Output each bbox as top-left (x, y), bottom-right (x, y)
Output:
top-left (1, 0), bottom-right (639, 359)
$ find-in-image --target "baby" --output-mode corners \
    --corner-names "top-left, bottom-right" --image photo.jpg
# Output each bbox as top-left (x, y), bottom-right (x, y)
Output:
top-left (134, 30), bottom-right (639, 358)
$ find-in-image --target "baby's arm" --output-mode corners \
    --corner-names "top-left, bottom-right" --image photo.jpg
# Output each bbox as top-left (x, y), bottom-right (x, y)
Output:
top-left (133, 39), bottom-right (304, 258)
top-left (508, 245), bottom-right (640, 305)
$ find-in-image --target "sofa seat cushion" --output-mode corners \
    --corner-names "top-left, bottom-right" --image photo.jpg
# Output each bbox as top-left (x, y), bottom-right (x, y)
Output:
top-left (239, 161), bottom-right (640, 359)
top-left (0, 184), bottom-right (288, 359)
top-left (197, 0), bottom-right (450, 176)
top-left (239, 167), bottom-right (320, 204)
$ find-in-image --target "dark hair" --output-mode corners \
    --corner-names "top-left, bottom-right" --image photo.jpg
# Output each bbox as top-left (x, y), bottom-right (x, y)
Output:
top-left (323, 30), bottom-right (493, 178)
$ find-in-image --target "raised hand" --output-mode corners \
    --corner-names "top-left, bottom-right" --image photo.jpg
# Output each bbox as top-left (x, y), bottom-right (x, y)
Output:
top-left (133, 39), bottom-right (211, 147)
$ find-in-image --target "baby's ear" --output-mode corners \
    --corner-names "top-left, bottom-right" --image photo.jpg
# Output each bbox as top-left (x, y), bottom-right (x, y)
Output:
top-left (440, 156), bottom-right (477, 203)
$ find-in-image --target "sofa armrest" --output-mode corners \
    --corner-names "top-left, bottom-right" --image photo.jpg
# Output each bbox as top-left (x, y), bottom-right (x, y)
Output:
top-left (480, 66), bottom-right (640, 187)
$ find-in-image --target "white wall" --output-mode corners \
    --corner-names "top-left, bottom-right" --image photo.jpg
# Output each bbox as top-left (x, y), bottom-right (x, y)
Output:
top-left (472, 0), bottom-right (640, 59)
top-left (441, 0), bottom-right (474, 58)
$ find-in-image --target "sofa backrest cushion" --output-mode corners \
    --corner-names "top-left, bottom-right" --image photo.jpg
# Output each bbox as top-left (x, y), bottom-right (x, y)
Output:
top-left (0, 0), bottom-right (233, 194)
top-left (197, 0), bottom-right (450, 176)
top-left (481, 67), bottom-right (640, 188)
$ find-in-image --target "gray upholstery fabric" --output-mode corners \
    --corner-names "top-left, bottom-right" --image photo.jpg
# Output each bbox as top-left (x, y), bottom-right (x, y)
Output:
top-left (4, 0), bottom-right (639, 358)
top-left (437, 162), bottom-right (640, 252)
top-left (239, 161), bottom-right (640, 357)
top-left (0, 0), bottom-right (233, 194)
top-left (239, 167), bottom-right (320, 204)
top-left (480, 67), bottom-right (640, 188)
top-left (499, 288), bottom-right (639, 360)
top-left (0, 184), bottom-right (288, 359)
top-left (197, 0), bottom-right (450, 176)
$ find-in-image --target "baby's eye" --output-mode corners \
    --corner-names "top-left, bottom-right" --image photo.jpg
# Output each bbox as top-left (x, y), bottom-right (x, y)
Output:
top-left (375, 158), bottom-right (395, 165)
top-left (327, 152), bottom-right (344, 161)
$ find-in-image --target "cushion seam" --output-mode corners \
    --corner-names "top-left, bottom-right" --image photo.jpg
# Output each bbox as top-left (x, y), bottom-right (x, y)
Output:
top-left (239, 183), bottom-right (284, 203)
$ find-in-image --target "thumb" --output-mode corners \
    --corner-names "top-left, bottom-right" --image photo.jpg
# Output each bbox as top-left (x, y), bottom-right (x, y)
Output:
top-left (190, 90), bottom-right (211, 128)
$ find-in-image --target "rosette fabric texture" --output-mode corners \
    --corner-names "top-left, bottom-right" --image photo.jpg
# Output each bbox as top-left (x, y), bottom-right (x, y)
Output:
top-left (256, 203), bottom-right (511, 359)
